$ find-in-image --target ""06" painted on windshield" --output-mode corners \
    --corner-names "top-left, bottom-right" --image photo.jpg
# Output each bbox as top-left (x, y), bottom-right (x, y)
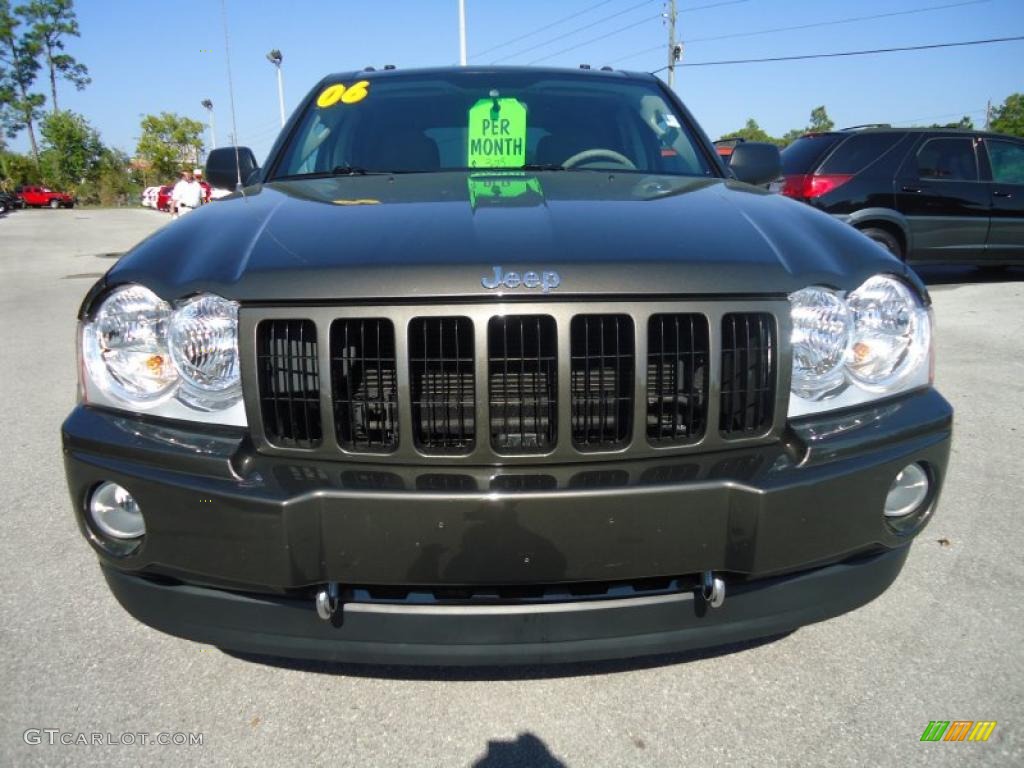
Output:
top-left (316, 80), bottom-right (370, 108)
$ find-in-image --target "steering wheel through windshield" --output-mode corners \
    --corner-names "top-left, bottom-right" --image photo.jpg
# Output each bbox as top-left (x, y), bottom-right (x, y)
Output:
top-left (562, 149), bottom-right (637, 170)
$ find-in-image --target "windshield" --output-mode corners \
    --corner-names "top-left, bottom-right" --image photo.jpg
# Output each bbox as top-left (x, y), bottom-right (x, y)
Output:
top-left (271, 71), bottom-right (715, 179)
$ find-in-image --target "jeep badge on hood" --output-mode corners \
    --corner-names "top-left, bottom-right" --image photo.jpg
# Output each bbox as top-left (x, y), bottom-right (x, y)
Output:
top-left (482, 266), bottom-right (560, 292)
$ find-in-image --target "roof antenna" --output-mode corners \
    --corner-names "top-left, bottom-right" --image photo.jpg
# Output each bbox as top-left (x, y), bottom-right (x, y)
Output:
top-left (220, 0), bottom-right (244, 194)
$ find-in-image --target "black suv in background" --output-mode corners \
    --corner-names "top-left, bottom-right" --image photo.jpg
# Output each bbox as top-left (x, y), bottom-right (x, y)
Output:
top-left (780, 127), bottom-right (1024, 265)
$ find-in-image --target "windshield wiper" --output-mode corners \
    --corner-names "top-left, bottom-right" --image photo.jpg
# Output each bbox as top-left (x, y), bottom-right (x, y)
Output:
top-left (330, 165), bottom-right (373, 176)
top-left (272, 167), bottom-right (420, 181)
top-left (518, 163), bottom-right (566, 171)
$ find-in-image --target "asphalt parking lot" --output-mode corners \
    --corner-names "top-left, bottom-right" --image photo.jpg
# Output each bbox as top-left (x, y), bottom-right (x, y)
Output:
top-left (0, 208), bottom-right (1021, 767)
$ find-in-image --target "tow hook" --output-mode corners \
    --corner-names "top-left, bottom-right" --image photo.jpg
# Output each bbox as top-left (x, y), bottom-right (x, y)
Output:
top-left (700, 571), bottom-right (726, 608)
top-left (315, 582), bottom-right (341, 621)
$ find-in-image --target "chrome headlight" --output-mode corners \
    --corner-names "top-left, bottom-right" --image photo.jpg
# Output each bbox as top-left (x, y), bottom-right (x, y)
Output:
top-left (169, 294), bottom-right (241, 410)
top-left (789, 286), bottom-right (852, 400)
top-left (788, 275), bottom-right (931, 418)
top-left (81, 285), bottom-right (246, 426)
top-left (83, 285), bottom-right (177, 402)
top-left (846, 275), bottom-right (930, 391)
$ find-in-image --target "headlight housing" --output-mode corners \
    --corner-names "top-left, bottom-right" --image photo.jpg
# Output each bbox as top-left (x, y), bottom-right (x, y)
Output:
top-left (83, 285), bottom-right (177, 402)
top-left (169, 294), bottom-right (242, 410)
top-left (80, 285), bottom-right (246, 426)
top-left (845, 275), bottom-right (930, 391)
top-left (788, 274), bottom-right (931, 418)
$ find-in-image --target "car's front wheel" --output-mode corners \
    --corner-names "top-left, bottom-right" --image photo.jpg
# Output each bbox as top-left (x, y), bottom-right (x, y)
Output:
top-left (859, 226), bottom-right (903, 259)
top-left (49, 199), bottom-right (60, 209)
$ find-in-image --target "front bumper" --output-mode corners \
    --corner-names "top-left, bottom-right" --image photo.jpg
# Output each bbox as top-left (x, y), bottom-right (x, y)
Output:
top-left (103, 546), bottom-right (909, 666)
top-left (63, 388), bottom-right (951, 664)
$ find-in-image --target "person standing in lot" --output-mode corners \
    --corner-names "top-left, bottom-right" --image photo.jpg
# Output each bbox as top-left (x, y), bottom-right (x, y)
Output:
top-left (171, 169), bottom-right (203, 218)
top-left (193, 168), bottom-right (211, 203)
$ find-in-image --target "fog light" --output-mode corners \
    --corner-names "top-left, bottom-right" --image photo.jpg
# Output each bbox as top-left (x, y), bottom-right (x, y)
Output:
top-left (884, 463), bottom-right (929, 518)
top-left (88, 482), bottom-right (145, 539)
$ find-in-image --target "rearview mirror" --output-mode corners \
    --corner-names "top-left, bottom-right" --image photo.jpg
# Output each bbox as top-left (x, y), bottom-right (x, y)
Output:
top-left (728, 142), bottom-right (782, 187)
top-left (205, 147), bottom-right (260, 191)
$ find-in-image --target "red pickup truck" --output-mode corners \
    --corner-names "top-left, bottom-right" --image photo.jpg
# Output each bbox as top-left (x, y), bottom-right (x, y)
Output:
top-left (18, 185), bottom-right (75, 209)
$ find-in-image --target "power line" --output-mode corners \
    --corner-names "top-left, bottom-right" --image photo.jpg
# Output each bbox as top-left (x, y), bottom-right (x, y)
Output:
top-left (688, 0), bottom-right (989, 45)
top-left (492, 0), bottom-right (655, 64)
top-left (527, 13), bottom-right (663, 65)
top-left (649, 35), bottom-right (1024, 72)
top-left (471, 0), bottom-right (620, 59)
top-left (891, 107), bottom-right (988, 125)
top-left (526, 0), bottom-right (750, 66)
top-left (613, 0), bottom-right (990, 64)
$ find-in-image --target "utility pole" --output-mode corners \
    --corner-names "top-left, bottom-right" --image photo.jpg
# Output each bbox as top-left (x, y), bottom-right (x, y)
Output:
top-left (201, 99), bottom-right (217, 150)
top-left (458, 0), bottom-right (467, 66)
top-left (666, 0), bottom-right (678, 88)
top-left (985, 98), bottom-right (992, 131)
top-left (266, 49), bottom-right (285, 127)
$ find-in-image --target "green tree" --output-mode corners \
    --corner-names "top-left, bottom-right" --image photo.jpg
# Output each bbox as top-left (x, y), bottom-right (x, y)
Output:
top-left (38, 107), bottom-right (100, 192)
top-left (808, 105), bottom-right (834, 133)
top-left (135, 112), bottom-right (204, 182)
top-left (779, 128), bottom-right (805, 146)
top-left (990, 93), bottom-right (1024, 138)
top-left (17, 0), bottom-right (88, 113)
top-left (775, 106), bottom-right (836, 148)
top-left (0, 146), bottom-right (41, 186)
top-left (928, 116), bottom-right (974, 130)
top-left (720, 118), bottom-right (783, 146)
top-left (0, 0), bottom-right (45, 158)
top-left (94, 146), bottom-right (136, 206)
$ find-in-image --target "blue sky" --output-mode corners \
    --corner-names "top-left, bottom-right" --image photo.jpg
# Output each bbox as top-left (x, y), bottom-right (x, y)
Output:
top-left (10, 0), bottom-right (1024, 164)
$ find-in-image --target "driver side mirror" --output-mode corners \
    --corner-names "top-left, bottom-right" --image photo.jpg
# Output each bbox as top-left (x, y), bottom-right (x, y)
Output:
top-left (728, 142), bottom-right (782, 187)
top-left (205, 147), bottom-right (260, 191)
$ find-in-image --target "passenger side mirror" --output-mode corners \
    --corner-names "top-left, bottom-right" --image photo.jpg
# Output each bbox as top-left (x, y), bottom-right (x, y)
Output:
top-left (205, 147), bottom-right (260, 192)
top-left (728, 142), bottom-right (782, 187)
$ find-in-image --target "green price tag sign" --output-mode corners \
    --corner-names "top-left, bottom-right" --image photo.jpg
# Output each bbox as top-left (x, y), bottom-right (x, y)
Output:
top-left (467, 98), bottom-right (527, 168)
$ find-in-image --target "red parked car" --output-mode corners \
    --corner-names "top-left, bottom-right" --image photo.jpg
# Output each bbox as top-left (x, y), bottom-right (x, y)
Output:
top-left (155, 185), bottom-right (174, 212)
top-left (17, 185), bottom-right (74, 208)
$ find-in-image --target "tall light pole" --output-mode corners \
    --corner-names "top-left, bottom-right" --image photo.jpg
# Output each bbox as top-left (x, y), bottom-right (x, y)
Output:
top-left (266, 49), bottom-right (285, 127)
top-left (458, 0), bottom-right (467, 66)
top-left (201, 99), bottom-right (217, 151)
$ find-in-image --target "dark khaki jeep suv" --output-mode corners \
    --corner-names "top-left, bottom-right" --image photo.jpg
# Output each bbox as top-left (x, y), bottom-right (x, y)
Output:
top-left (62, 67), bottom-right (951, 665)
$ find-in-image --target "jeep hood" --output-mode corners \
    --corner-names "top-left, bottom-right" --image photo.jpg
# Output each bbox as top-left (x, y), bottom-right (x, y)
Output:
top-left (108, 172), bottom-right (920, 303)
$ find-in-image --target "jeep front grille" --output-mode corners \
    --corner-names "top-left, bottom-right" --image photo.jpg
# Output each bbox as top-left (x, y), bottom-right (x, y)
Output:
top-left (571, 314), bottom-right (634, 449)
top-left (409, 316), bottom-right (475, 452)
top-left (488, 315), bottom-right (558, 453)
top-left (646, 313), bottom-right (708, 444)
top-left (256, 319), bottom-right (322, 448)
top-left (330, 318), bottom-right (399, 452)
top-left (719, 313), bottom-right (776, 437)
top-left (245, 301), bottom-right (785, 463)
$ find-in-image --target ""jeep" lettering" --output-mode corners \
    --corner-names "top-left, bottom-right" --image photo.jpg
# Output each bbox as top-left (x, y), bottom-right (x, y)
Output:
top-left (481, 266), bottom-right (560, 293)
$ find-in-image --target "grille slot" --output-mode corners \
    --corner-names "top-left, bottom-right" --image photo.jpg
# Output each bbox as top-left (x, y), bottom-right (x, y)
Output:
top-left (570, 315), bottom-right (634, 450)
top-left (409, 317), bottom-right (475, 453)
top-left (488, 315), bottom-right (558, 453)
top-left (646, 314), bottom-right (709, 444)
top-left (330, 319), bottom-right (399, 452)
top-left (256, 319), bottom-right (322, 448)
top-left (720, 313), bottom-right (776, 437)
